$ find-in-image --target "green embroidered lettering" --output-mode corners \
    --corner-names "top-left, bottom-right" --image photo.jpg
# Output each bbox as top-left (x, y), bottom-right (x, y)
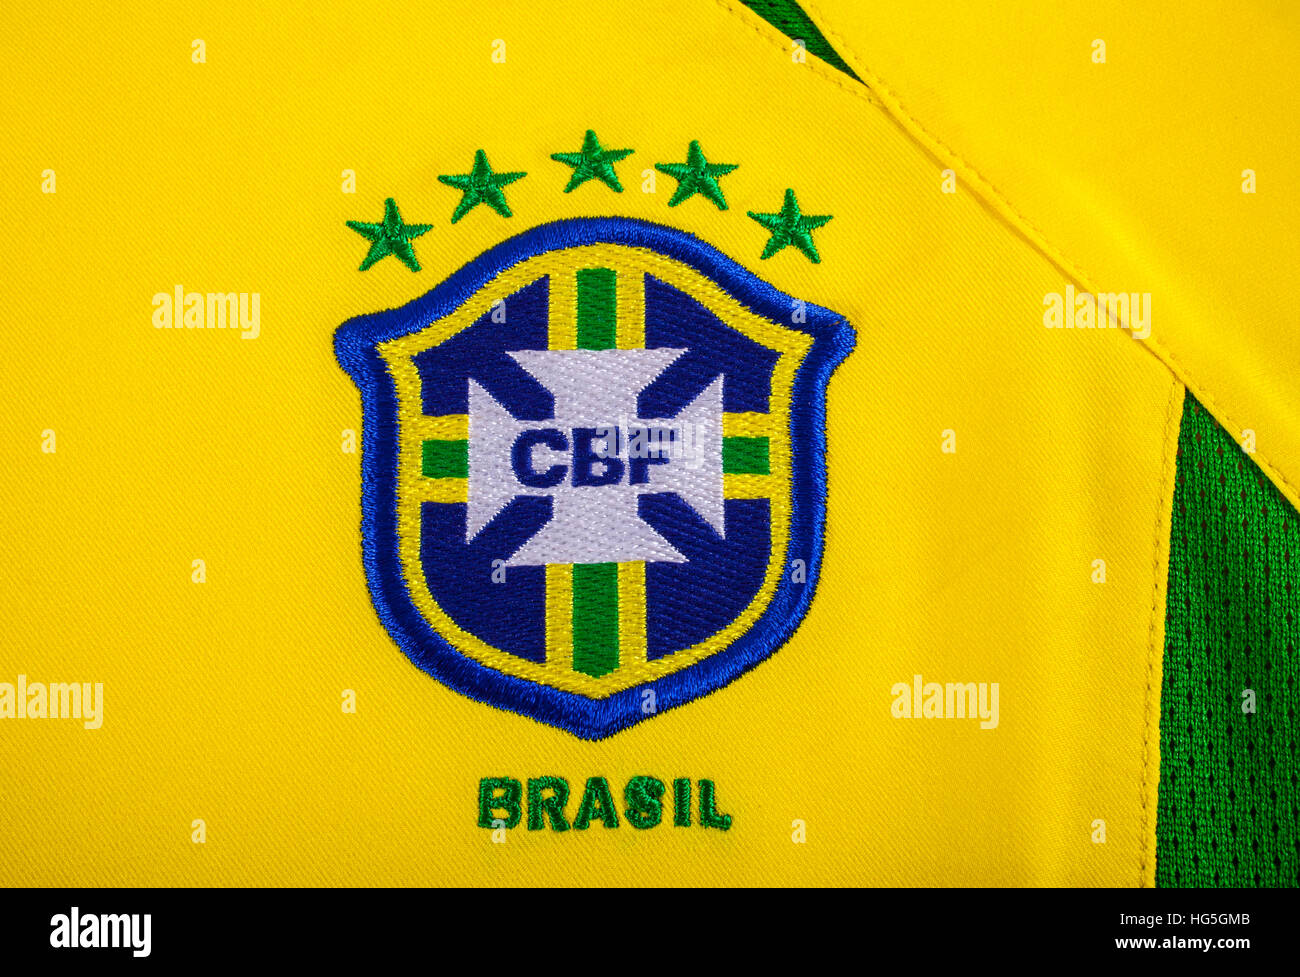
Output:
top-left (673, 778), bottom-right (692, 827)
top-left (698, 779), bottom-right (732, 831)
top-left (573, 776), bottom-right (620, 829)
top-left (478, 777), bottom-right (522, 829)
top-left (624, 776), bottom-right (665, 829)
top-left (527, 777), bottom-right (571, 832)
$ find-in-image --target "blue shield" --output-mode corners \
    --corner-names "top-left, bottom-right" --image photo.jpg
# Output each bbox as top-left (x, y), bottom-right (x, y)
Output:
top-left (334, 218), bottom-right (854, 738)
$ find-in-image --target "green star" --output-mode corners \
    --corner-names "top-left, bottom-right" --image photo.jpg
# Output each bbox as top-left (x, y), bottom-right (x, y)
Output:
top-left (437, 149), bottom-right (527, 223)
top-left (654, 139), bottom-right (738, 209)
top-left (747, 189), bottom-right (833, 263)
top-left (345, 197), bottom-right (431, 272)
top-left (550, 129), bottom-right (635, 193)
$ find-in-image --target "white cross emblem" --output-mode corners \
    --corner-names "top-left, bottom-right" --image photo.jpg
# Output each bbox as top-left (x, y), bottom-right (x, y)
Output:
top-left (466, 348), bottom-right (724, 566)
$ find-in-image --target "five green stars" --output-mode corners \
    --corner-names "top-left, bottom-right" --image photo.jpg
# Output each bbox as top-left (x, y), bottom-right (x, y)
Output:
top-left (654, 140), bottom-right (738, 210)
top-left (348, 143), bottom-right (836, 271)
top-left (438, 149), bottom-right (527, 223)
top-left (345, 197), bottom-right (431, 272)
top-left (550, 129), bottom-right (635, 193)
top-left (747, 189), bottom-right (833, 263)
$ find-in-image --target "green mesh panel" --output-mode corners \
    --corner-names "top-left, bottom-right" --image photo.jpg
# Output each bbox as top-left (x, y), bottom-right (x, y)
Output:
top-left (1157, 392), bottom-right (1300, 886)
top-left (738, 0), bottom-right (860, 81)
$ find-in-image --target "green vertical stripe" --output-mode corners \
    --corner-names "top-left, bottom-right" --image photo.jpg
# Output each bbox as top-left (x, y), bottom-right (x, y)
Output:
top-left (576, 267), bottom-right (617, 350)
top-left (722, 436), bottom-right (770, 475)
top-left (1157, 392), bottom-right (1300, 886)
top-left (422, 439), bottom-right (468, 478)
top-left (572, 562), bottom-right (619, 677)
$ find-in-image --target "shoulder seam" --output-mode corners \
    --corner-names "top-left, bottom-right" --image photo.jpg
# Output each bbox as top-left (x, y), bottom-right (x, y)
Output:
top-left (711, 0), bottom-right (1300, 511)
top-left (709, 0), bottom-right (881, 106)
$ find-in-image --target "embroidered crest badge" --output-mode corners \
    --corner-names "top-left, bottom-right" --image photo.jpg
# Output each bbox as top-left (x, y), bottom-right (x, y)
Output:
top-left (335, 219), bottom-right (853, 738)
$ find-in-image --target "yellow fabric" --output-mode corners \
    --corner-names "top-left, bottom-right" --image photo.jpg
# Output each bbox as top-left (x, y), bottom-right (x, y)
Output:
top-left (377, 245), bottom-right (807, 695)
top-left (1, 0), bottom-right (1220, 885)
top-left (809, 0), bottom-right (1300, 513)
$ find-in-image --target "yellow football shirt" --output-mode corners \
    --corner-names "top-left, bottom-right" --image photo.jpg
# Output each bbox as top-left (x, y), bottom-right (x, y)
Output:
top-left (1, 0), bottom-right (1295, 887)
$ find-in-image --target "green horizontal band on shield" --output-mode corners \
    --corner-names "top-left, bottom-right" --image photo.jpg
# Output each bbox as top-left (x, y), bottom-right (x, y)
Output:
top-left (722, 436), bottom-right (770, 475)
top-left (422, 439), bottom-right (468, 478)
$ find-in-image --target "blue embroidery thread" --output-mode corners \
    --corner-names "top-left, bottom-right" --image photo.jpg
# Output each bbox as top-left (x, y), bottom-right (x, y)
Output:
top-left (334, 218), bottom-right (854, 739)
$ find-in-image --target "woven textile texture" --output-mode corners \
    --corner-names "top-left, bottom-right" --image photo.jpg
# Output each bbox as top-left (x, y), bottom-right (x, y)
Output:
top-left (737, 0), bottom-right (859, 79)
top-left (1157, 393), bottom-right (1300, 886)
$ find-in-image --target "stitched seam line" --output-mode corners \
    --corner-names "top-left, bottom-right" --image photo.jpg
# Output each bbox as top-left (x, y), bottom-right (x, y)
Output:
top-left (1140, 380), bottom-right (1183, 887)
top-left (709, 0), bottom-right (1300, 512)
top-left (710, 0), bottom-right (881, 106)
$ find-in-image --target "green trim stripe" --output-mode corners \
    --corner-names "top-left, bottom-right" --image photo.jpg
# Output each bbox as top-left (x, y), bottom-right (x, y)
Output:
top-left (738, 0), bottom-right (861, 82)
top-left (576, 267), bottom-right (617, 350)
top-left (723, 436), bottom-right (770, 475)
top-left (422, 439), bottom-right (468, 478)
top-left (1156, 393), bottom-right (1300, 886)
top-left (573, 562), bottom-right (619, 677)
